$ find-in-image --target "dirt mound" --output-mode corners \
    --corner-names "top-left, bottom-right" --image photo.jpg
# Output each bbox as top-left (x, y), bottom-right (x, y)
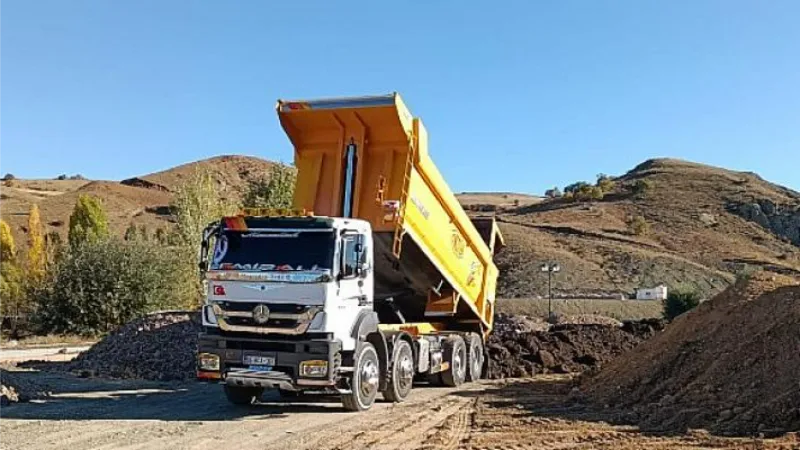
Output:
top-left (493, 313), bottom-right (550, 333)
top-left (555, 314), bottom-right (622, 327)
top-left (486, 317), bottom-right (663, 379)
top-left (1, 368), bottom-right (50, 404)
top-left (64, 311), bottom-right (200, 381)
top-left (584, 272), bottom-right (800, 436)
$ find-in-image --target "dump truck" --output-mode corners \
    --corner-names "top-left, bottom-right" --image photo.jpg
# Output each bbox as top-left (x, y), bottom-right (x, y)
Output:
top-left (196, 93), bottom-right (504, 411)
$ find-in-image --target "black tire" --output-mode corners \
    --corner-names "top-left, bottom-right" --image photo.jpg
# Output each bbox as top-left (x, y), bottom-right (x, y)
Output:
top-left (383, 340), bottom-right (414, 402)
top-left (223, 385), bottom-right (263, 405)
top-left (341, 342), bottom-right (380, 411)
top-left (440, 335), bottom-right (467, 387)
top-left (465, 333), bottom-right (484, 382)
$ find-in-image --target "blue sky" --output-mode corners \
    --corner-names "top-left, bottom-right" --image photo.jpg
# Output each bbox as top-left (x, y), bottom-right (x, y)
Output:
top-left (2, 1), bottom-right (798, 194)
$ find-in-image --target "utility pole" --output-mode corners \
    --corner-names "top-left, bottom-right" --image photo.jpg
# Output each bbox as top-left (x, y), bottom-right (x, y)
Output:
top-left (540, 262), bottom-right (561, 321)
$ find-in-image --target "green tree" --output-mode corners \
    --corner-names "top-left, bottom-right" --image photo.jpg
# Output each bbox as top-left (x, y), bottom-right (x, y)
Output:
top-left (171, 168), bottom-right (236, 305)
top-left (172, 168), bottom-right (233, 250)
top-left (33, 238), bottom-right (190, 334)
top-left (243, 163), bottom-right (297, 210)
top-left (68, 195), bottom-right (109, 247)
top-left (663, 288), bottom-right (701, 321)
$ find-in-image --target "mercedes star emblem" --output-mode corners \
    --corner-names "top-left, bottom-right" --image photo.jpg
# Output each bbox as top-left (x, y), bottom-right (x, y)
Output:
top-left (252, 304), bottom-right (270, 324)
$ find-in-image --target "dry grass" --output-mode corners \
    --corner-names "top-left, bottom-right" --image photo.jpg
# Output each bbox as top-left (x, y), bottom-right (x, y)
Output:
top-left (497, 298), bottom-right (663, 320)
top-left (492, 158), bottom-right (800, 300)
top-left (1, 155), bottom-right (274, 249)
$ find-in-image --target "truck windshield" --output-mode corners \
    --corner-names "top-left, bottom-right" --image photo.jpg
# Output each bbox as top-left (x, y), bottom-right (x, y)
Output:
top-left (210, 230), bottom-right (334, 272)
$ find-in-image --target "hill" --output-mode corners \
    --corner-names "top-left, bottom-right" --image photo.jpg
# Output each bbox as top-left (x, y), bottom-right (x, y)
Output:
top-left (492, 158), bottom-right (800, 299)
top-left (2, 156), bottom-right (798, 301)
top-left (1, 155), bottom-right (273, 247)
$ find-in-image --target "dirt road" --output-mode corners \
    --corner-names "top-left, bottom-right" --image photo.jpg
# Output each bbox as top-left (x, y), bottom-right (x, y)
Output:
top-left (1, 371), bottom-right (797, 450)
top-left (1, 346), bottom-right (91, 364)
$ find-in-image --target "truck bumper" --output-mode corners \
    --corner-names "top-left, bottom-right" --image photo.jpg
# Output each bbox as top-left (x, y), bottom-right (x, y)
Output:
top-left (197, 329), bottom-right (342, 390)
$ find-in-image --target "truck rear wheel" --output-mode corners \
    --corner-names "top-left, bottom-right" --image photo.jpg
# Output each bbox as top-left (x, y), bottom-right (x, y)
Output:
top-left (341, 342), bottom-right (380, 411)
top-left (440, 335), bottom-right (467, 387)
top-left (223, 385), bottom-right (263, 405)
top-left (465, 332), bottom-right (484, 382)
top-left (383, 340), bottom-right (414, 402)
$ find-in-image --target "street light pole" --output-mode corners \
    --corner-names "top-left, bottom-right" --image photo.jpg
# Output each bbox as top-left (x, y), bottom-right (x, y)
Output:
top-left (540, 262), bottom-right (561, 321)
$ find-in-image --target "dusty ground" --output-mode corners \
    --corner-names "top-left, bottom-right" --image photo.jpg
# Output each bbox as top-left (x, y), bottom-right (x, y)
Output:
top-left (2, 371), bottom-right (797, 450)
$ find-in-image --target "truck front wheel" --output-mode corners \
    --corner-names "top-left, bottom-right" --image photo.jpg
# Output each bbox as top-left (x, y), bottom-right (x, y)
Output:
top-left (223, 385), bottom-right (263, 405)
top-left (440, 335), bottom-right (467, 387)
top-left (383, 340), bottom-right (414, 402)
top-left (341, 342), bottom-right (380, 411)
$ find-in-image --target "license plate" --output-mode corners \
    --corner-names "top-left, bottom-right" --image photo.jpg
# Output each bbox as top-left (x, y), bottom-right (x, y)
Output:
top-left (247, 365), bottom-right (273, 372)
top-left (243, 355), bottom-right (275, 366)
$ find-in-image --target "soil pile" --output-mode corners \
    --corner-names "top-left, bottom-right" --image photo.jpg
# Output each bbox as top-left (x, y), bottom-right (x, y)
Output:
top-left (65, 311), bottom-right (200, 381)
top-left (1, 368), bottom-right (50, 404)
top-left (556, 314), bottom-right (623, 327)
top-left (585, 273), bottom-right (800, 436)
top-left (493, 313), bottom-right (550, 333)
top-left (487, 316), bottom-right (663, 379)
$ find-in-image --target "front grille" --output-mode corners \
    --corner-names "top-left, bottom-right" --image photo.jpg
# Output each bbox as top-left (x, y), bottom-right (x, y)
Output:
top-left (211, 302), bottom-right (320, 335)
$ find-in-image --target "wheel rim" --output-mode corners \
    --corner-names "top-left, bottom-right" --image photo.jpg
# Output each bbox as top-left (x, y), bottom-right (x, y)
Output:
top-left (397, 352), bottom-right (414, 392)
top-left (454, 345), bottom-right (465, 379)
top-left (360, 359), bottom-right (379, 399)
top-left (470, 340), bottom-right (482, 377)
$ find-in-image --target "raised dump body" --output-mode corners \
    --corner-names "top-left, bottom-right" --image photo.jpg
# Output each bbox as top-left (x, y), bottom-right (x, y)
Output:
top-left (277, 94), bottom-right (503, 333)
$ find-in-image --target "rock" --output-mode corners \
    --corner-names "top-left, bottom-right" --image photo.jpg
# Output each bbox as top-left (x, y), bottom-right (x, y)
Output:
top-left (719, 409), bottom-right (733, 420)
top-left (733, 406), bottom-right (746, 415)
top-left (538, 350), bottom-right (556, 368)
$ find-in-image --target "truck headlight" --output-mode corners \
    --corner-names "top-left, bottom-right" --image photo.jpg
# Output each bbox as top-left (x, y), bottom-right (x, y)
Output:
top-left (198, 353), bottom-right (220, 371)
top-left (299, 360), bottom-right (328, 377)
top-left (203, 305), bottom-right (218, 326)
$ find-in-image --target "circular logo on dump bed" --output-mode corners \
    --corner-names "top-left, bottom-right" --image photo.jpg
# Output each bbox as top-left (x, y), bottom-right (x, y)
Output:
top-left (252, 305), bottom-right (270, 324)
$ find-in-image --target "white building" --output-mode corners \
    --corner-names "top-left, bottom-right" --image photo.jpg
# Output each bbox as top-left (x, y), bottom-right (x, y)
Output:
top-left (635, 284), bottom-right (668, 301)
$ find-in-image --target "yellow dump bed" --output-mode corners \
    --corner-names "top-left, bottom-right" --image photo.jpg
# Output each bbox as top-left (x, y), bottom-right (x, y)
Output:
top-left (277, 94), bottom-right (503, 332)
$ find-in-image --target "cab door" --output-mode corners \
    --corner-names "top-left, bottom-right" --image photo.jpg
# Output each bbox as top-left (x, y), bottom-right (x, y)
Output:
top-left (331, 231), bottom-right (371, 351)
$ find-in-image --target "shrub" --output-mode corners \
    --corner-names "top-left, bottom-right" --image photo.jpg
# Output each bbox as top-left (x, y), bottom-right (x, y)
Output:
top-left (662, 288), bottom-right (701, 321)
top-left (631, 179), bottom-right (654, 198)
top-left (56, 174), bottom-right (68, 181)
top-left (68, 195), bottom-right (109, 247)
top-left (596, 173), bottom-right (615, 193)
top-left (1, 220), bottom-right (27, 335)
top-left (243, 163), bottom-right (297, 210)
top-left (33, 238), bottom-right (192, 335)
top-left (628, 215), bottom-right (650, 235)
top-left (564, 181), bottom-right (591, 195)
top-left (573, 185), bottom-right (604, 202)
top-left (2, 173), bottom-right (15, 181)
top-left (544, 187), bottom-right (562, 198)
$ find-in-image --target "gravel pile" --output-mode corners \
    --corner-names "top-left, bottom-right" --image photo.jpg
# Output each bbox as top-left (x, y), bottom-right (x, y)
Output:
top-left (1, 368), bottom-right (50, 404)
top-left (65, 311), bottom-right (201, 381)
top-left (585, 273), bottom-right (800, 436)
top-left (487, 315), bottom-right (663, 379)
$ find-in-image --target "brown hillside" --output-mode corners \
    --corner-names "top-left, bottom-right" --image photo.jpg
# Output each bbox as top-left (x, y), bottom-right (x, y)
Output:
top-left (491, 158), bottom-right (800, 299)
top-left (1, 155), bottom-right (274, 247)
